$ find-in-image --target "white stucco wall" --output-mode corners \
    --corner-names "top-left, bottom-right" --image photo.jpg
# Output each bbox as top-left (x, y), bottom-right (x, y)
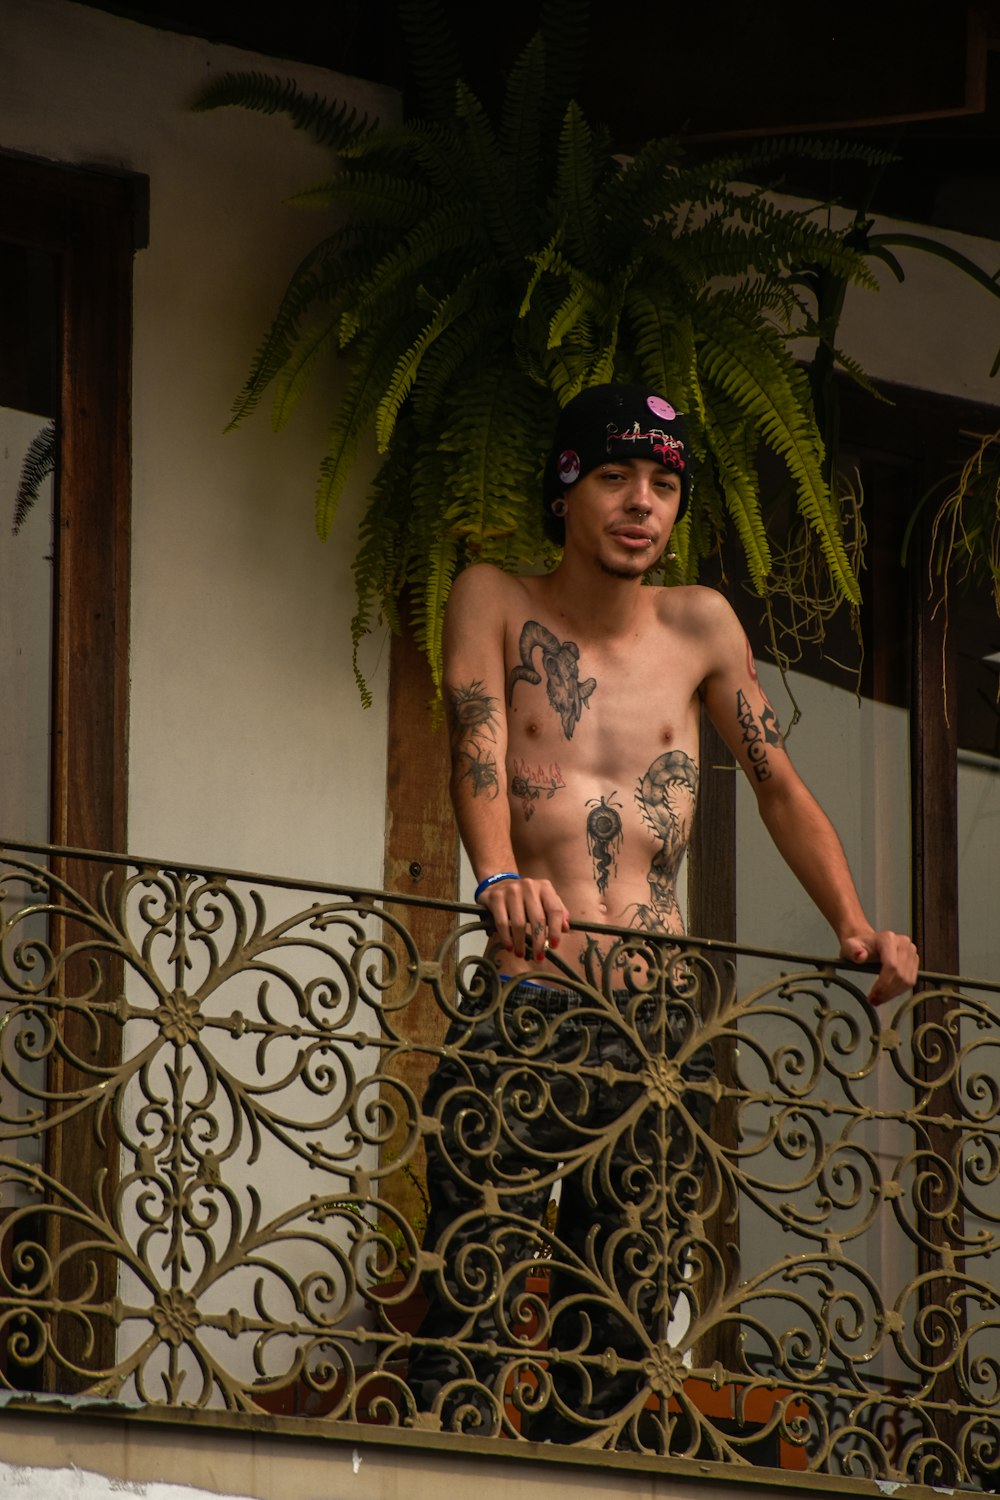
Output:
top-left (738, 207), bottom-right (1000, 972)
top-left (2, 0), bottom-right (397, 889)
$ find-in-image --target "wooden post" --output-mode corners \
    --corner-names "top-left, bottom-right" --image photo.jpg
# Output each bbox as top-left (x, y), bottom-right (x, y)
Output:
top-left (379, 609), bottom-right (459, 1245)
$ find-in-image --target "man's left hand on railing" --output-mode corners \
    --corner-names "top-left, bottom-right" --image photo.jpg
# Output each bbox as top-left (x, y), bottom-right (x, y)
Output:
top-left (839, 928), bottom-right (920, 1007)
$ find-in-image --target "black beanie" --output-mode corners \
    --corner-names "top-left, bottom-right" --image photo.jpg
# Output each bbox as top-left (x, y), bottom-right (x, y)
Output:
top-left (542, 383), bottom-right (691, 544)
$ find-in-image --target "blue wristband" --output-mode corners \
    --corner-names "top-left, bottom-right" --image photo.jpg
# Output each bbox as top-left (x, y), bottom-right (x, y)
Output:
top-left (474, 872), bottom-right (520, 903)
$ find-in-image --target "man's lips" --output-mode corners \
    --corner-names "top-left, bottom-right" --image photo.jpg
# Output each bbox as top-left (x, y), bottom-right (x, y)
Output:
top-left (612, 527), bottom-right (655, 548)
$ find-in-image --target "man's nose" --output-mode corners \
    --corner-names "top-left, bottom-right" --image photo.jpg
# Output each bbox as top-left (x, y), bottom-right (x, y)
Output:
top-left (626, 481), bottom-right (653, 513)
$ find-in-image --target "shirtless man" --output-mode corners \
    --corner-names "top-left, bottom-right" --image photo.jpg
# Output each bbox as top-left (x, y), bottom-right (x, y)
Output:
top-left (447, 382), bottom-right (918, 998)
top-left (408, 383), bottom-right (918, 1441)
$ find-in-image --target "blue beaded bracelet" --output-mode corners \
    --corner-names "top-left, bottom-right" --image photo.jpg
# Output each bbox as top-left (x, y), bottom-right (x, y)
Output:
top-left (474, 872), bottom-right (520, 903)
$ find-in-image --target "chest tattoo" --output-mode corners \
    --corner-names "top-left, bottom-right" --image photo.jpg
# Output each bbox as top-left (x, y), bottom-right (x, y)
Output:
top-left (507, 620), bottom-right (597, 740)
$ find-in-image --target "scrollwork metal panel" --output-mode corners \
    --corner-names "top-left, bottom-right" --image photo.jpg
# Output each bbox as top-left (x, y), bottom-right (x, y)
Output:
top-left (1, 845), bottom-right (998, 1487)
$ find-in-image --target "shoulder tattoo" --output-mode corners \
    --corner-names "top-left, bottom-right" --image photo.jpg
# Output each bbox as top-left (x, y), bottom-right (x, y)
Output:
top-left (507, 619), bottom-right (596, 740)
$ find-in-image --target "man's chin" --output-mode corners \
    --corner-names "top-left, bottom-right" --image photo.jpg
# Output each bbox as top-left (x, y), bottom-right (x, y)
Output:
top-left (598, 553), bottom-right (663, 580)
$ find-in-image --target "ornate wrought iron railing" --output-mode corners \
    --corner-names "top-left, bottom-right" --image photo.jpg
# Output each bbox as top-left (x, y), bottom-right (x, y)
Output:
top-left (1, 842), bottom-right (998, 1485)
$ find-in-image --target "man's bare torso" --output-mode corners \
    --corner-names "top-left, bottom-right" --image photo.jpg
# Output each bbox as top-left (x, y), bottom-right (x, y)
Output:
top-left (484, 573), bottom-right (709, 975)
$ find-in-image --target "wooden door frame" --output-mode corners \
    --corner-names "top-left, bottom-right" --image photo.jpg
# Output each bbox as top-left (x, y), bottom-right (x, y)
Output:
top-left (1, 151), bottom-right (144, 1385)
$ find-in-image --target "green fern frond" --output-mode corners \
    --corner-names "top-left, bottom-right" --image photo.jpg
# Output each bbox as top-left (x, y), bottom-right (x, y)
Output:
top-left (375, 276), bottom-right (481, 450)
top-left (699, 302), bottom-right (859, 603)
top-left (701, 399), bottom-right (772, 591)
top-left (747, 134), bottom-right (899, 172)
top-left (397, 0), bottom-right (464, 125)
top-left (339, 119), bottom-right (464, 196)
top-left (500, 33), bottom-right (545, 206)
top-left (270, 317), bottom-right (339, 431)
top-left (351, 458), bottom-right (408, 707)
top-left (454, 82), bottom-right (526, 262)
top-left (554, 102), bottom-right (604, 272)
top-left (547, 282), bottom-right (593, 349)
top-left (227, 236), bottom-right (349, 427)
top-left (413, 530), bottom-right (460, 693)
top-left (826, 345), bottom-right (894, 401)
top-left (11, 421), bottom-right (56, 534)
top-left (601, 140), bottom-right (687, 252)
top-left (340, 202), bottom-right (482, 343)
top-left (519, 234), bottom-right (574, 318)
top-left (291, 170), bottom-right (435, 227)
top-left (194, 72), bottom-right (371, 150)
top-left (409, 301), bottom-right (500, 429)
top-left (315, 324), bottom-right (422, 539)
top-left (538, 0), bottom-right (589, 138)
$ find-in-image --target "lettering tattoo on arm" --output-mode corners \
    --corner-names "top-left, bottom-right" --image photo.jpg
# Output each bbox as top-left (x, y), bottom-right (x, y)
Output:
top-left (736, 689), bottom-right (782, 783)
top-left (510, 759), bottom-right (565, 821)
top-left (507, 619), bottom-right (597, 739)
top-left (586, 792), bottom-right (623, 894)
top-left (627, 749), bottom-right (699, 933)
top-left (447, 679), bottom-right (500, 798)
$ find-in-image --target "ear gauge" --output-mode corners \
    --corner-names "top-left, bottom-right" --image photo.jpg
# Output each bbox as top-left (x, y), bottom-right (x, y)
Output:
top-left (551, 497), bottom-right (568, 518)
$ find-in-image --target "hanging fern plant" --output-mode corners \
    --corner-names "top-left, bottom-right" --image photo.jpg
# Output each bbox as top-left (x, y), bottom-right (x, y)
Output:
top-left (197, 0), bottom-right (896, 703)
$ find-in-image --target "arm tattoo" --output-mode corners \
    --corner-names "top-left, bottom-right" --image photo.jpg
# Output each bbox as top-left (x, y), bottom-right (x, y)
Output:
top-left (447, 679), bottom-right (499, 799)
top-left (628, 749), bottom-right (699, 932)
top-left (510, 759), bottom-right (565, 821)
top-left (736, 689), bottom-right (781, 782)
top-left (586, 792), bottom-right (623, 895)
top-left (507, 619), bottom-right (596, 739)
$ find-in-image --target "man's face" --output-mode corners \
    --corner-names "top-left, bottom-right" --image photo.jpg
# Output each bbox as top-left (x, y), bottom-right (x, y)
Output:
top-left (562, 457), bottom-right (682, 578)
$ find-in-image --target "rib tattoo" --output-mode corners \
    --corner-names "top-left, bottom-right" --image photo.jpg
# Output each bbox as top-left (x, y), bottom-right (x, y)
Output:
top-left (507, 619), bottom-right (596, 739)
top-left (629, 749), bottom-right (699, 932)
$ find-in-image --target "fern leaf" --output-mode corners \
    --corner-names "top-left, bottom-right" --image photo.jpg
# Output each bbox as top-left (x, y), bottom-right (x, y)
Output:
top-left (339, 119), bottom-right (464, 196)
top-left (699, 301), bottom-right (860, 603)
top-left (292, 169), bottom-right (434, 226)
top-left (455, 82), bottom-right (525, 263)
top-left (397, 0), bottom-right (464, 125)
top-left (340, 201), bottom-right (481, 344)
top-left (374, 277), bottom-right (481, 450)
top-left (315, 324), bottom-right (421, 539)
top-left (194, 72), bottom-right (371, 150)
top-left (414, 530), bottom-right (460, 693)
top-left (538, 0), bottom-right (589, 139)
top-left (700, 399), bottom-right (772, 591)
top-left (270, 317), bottom-right (339, 431)
top-left (227, 236), bottom-right (347, 427)
top-left (11, 421), bottom-right (56, 534)
top-left (410, 301), bottom-right (500, 428)
top-left (500, 33), bottom-right (545, 207)
top-left (554, 102), bottom-right (604, 273)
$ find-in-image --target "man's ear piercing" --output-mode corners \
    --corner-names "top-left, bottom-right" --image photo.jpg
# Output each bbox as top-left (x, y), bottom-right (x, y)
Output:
top-left (551, 497), bottom-right (568, 518)
top-left (665, 552), bottom-right (677, 561)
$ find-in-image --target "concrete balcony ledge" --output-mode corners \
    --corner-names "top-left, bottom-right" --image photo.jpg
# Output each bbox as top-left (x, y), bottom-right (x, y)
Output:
top-left (0, 1400), bottom-right (956, 1500)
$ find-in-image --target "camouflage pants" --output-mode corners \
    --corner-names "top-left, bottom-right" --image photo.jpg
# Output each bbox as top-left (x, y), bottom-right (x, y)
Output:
top-left (407, 978), bottom-right (714, 1440)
